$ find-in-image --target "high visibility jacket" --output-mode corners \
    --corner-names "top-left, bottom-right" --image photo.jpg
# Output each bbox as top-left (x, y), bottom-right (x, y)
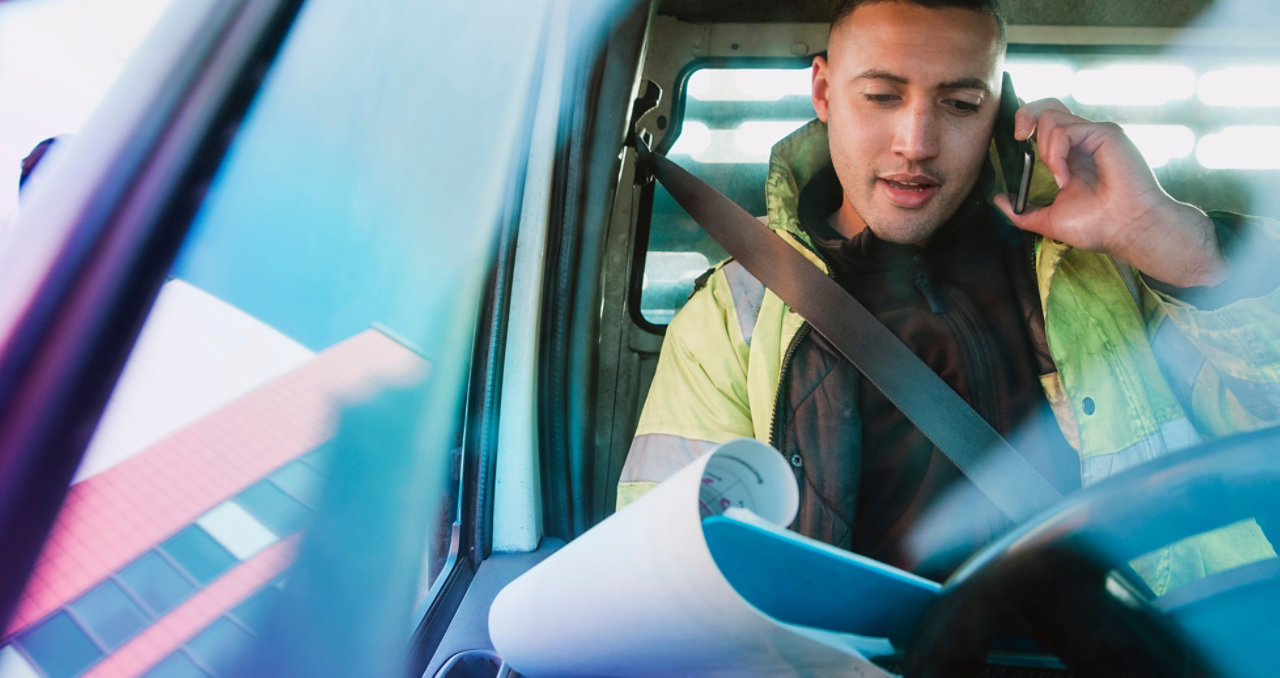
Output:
top-left (619, 120), bottom-right (1280, 594)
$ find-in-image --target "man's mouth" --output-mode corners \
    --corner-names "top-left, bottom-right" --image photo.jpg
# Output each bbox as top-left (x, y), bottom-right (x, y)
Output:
top-left (885, 179), bottom-right (933, 190)
top-left (879, 175), bottom-right (939, 207)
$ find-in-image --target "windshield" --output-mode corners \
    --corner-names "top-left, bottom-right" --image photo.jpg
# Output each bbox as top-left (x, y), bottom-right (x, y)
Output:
top-left (0, 0), bottom-right (547, 673)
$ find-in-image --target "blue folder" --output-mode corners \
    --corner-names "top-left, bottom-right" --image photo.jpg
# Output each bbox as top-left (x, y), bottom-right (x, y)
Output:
top-left (702, 514), bottom-right (941, 642)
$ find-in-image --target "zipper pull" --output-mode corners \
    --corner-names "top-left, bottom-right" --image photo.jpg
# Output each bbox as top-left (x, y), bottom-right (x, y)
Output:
top-left (913, 257), bottom-right (946, 314)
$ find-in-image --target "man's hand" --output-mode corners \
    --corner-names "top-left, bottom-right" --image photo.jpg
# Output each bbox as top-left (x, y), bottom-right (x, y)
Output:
top-left (994, 99), bottom-right (1230, 289)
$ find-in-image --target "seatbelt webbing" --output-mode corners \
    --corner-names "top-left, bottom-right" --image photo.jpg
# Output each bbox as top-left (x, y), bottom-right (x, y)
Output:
top-left (641, 145), bottom-right (1062, 524)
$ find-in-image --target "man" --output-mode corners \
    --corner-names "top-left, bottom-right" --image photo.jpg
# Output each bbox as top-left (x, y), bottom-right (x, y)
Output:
top-left (619, 0), bottom-right (1279, 588)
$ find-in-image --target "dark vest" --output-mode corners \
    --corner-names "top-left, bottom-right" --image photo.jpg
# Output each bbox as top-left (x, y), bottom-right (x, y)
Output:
top-left (774, 166), bottom-right (1079, 582)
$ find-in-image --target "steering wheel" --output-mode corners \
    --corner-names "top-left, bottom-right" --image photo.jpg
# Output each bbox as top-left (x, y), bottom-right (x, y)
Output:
top-left (903, 424), bottom-right (1280, 678)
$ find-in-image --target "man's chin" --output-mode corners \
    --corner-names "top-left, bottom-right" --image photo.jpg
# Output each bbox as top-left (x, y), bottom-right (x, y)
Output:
top-left (866, 215), bottom-right (947, 245)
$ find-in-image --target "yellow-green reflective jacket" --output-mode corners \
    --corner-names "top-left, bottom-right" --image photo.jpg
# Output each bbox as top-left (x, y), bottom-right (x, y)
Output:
top-left (619, 120), bottom-right (1280, 594)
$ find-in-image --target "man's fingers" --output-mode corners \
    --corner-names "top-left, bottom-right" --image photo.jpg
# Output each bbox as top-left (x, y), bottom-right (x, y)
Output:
top-left (1011, 100), bottom-right (1095, 189)
top-left (1037, 112), bottom-right (1111, 190)
top-left (1043, 118), bottom-right (1131, 191)
top-left (992, 192), bottom-right (1016, 220)
top-left (993, 193), bottom-right (1052, 237)
top-left (1013, 98), bottom-right (1072, 140)
top-left (1039, 121), bottom-right (1078, 189)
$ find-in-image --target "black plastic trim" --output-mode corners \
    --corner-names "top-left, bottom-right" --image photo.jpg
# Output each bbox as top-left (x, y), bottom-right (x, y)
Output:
top-left (538, 0), bottom-right (653, 541)
top-left (422, 540), bottom-right (565, 678)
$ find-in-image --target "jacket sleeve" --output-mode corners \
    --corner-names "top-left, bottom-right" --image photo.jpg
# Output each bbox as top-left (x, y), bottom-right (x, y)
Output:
top-left (1143, 212), bottom-right (1280, 436)
top-left (616, 265), bottom-right (755, 510)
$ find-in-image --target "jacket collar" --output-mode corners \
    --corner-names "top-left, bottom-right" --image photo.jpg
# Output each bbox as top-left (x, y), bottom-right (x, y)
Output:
top-left (764, 119), bottom-right (831, 252)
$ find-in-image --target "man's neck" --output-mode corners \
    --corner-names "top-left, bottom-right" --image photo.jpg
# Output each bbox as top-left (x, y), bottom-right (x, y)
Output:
top-left (827, 200), bottom-right (868, 239)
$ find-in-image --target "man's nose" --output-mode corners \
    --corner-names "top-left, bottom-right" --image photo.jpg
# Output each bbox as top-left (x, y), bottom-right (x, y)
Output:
top-left (892, 102), bottom-right (940, 162)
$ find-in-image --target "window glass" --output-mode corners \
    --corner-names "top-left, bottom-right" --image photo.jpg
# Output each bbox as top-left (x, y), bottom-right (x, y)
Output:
top-left (13, 611), bottom-right (101, 678)
top-left (158, 526), bottom-right (239, 586)
top-left (0, 0), bottom-right (485, 674)
top-left (639, 50), bottom-right (1280, 324)
top-left (140, 650), bottom-right (209, 678)
top-left (65, 580), bottom-right (151, 650)
top-left (183, 617), bottom-right (256, 676)
top-left (116, 552), bottom-right (198, 617)
top-left (234, 480), bottom-right (313, 537)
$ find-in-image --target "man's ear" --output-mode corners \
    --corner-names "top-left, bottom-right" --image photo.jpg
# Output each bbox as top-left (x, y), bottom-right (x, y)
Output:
top-left (812, 55), bottom-right (831, 123)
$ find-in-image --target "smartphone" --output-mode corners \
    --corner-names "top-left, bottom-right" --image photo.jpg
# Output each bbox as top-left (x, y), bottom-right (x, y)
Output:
top-left (994, 71), bottom-right (1034, 215)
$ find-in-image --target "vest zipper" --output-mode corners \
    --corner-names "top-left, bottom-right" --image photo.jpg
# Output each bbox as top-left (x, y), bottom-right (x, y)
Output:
top-left (770, 236), bottom-right (833, 452)
top-left (944, 291), bottom-right (1001, 430)
top-left (913, 255), bottom-right (946, 314)
top-left (769, 322), bottom-right (812, 450)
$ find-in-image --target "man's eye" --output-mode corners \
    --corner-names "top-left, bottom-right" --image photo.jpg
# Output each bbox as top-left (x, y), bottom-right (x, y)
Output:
top-left (863, 93), bottom-right (899, 104)
top-left (945, 99), bottom-right (981, 113)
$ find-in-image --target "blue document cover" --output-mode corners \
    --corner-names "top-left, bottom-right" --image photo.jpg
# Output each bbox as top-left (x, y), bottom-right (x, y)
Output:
top-left (703, 511), bottom-right (941, 642)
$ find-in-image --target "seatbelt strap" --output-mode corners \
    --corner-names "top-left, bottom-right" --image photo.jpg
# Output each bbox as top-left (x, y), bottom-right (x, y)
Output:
top-left (637, 142), bottom-right (1062, 524)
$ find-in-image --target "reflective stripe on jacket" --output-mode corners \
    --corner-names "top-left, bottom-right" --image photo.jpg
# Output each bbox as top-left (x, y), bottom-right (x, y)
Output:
top-left (619, 120), bottom-right (1280, 593)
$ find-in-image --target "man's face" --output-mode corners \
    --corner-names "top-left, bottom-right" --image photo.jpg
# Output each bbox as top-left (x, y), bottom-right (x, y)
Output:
top-left (812, 2), bottom-right (1004, 243)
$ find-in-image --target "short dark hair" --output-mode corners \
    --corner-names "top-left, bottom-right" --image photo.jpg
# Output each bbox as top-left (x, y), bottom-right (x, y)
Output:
top-left (831, 0), bottom-right (1006, 46)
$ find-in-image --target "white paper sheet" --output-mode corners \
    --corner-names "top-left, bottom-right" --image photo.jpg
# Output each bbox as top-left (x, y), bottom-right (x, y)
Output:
top-left (488, 438), bottom-right (895, 677)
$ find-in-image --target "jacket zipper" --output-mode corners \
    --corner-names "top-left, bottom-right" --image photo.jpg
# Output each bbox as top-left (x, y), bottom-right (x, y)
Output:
top-left (910, 254), bottom-right (996, 423)
top-left (912, 255), bottom-right (947, 314)
top-left (768, 235), bottom-right (829, 453)
top-left (768, 322), bottom-right (812, 450)
top-left (944, 290), bottom-right (1000, 430)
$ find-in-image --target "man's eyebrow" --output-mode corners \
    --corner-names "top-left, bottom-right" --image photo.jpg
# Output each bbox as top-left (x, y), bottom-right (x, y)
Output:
top-left (853, 69), bottom-right (908, 85)
top-left (853, 70), bottom-right (990, 93)
top-left (940, 77), bottom-right (991, 92)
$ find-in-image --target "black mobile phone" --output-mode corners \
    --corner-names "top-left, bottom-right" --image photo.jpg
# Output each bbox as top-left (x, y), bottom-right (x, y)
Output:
top-left (994, 71), bottom-right (1034, 215)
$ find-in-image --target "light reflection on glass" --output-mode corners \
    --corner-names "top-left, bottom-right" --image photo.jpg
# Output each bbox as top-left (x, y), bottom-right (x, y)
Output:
top-left (733, 120), bottom-right (809, 162)
top-left (1073, 64), bottom-right (1196, 106)
top-left (1120, 124), bottom-right (1195, 168)
top-left (1005, 61), bottom-right (1074, 103)
top-left (1196, 126), bottom-right (1280, 169)
top-left (686, 68), bottom-right (811, 102)
top-left (1199, 67), bottom-right (1280, 107)
top-left (668, 120), bottom-right (711, 157)
top-left (670, 120), bottom-right (807, 164)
